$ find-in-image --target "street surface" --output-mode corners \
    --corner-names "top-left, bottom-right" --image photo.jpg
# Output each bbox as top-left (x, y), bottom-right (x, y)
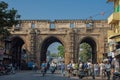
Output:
top-left (0, 70), bottom-right (111, 80)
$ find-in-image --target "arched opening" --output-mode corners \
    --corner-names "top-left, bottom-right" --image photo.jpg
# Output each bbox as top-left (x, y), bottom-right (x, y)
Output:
top-left (40, 36), bottom-right (64, 64)
top-left (79, 37), bottom-right (97, 64)
top-left (10, 36), bottom-right (26, 70)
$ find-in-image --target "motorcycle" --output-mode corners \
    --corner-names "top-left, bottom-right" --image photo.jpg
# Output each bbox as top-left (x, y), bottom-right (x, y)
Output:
top-left (78, 70), bottom-right (86, 79)
top-left (0, 65), bottom-right (6, 75)
top-left (50, 66), bottom-right (56, 74)
top-left (4, 64), bottom-right (15, 75)
top-left (112, 72), bottom-right (120, 80)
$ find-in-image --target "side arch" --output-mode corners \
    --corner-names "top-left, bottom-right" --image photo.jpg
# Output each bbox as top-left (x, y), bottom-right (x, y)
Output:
top-left (10, 36), bottom-right (26, 70)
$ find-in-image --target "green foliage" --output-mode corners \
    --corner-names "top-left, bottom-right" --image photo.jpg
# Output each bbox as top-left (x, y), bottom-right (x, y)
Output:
top-left (79, 43), bottom-right (92, 62)
top-left (50, 53), bottom-right (58, 57)
top-left (0, 1), bottom-right (20, 40)
top-left (57, 45), bottom-right (64, 58)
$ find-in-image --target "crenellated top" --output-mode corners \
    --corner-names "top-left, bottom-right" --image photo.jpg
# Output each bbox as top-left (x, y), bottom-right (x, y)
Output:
top-left (54, 19), bottom-right (107, 23)
top-left (18, 19), bottom-right (107, 23)
top-left (11, 19), bottom-right (109, 31)
top-left (54, 19), bottom-right (84, 23)
top-left (19, 20), bottom-right (51, 23)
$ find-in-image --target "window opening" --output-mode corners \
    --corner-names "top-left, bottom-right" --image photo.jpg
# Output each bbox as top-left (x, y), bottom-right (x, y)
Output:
top-left (70, 23), bottom-right (74, 28)
top-left (31, 23), bottom-right (35, 28)
top-left (50, 23), bottom-right (55, 29)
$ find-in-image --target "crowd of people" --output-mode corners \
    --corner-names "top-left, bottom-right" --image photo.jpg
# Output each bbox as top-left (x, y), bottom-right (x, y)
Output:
top-left (38, 57), bottom-right (119, 80)
top-left (66, 58), bottom-right (120, 79)
top-left (1, 57), bottom-right (119, 80)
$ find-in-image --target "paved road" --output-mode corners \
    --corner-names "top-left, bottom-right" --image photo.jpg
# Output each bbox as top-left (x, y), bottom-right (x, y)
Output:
top-left (0, 70), bottom-right (111, 80)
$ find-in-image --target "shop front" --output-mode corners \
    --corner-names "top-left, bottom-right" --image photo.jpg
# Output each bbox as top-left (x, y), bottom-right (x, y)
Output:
top-left (0, 48), bottom-right (12, 65)
top-left (115, 48), bottom-right (120, 72)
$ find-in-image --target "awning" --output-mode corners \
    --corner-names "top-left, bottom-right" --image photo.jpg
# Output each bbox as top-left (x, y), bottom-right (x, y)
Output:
top-left (109, 34), bottom-right (120, 39)
top-left (109, 34), bottom-right (120, 42)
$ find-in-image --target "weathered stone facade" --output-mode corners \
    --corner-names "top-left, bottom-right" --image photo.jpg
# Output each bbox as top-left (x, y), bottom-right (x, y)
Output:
top-left (8, 19), bottom-right (111, 65)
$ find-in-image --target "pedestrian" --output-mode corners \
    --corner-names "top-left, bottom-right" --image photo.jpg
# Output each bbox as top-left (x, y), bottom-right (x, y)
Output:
top-left (33, 62), bottom-right (38, 72)
top-left (67, 61), bottom-right (72, 77)
top-left (46, 62), bottom-right (50, 70)
top-left (87, 61), bottom-right (92, 76)
top-left (79, 61), bottom-right (82, 71)
top-left (41, 61), bottom-right (47, 76)
top-left (50, 61), bottom-right (57, 74)
top-left (99, 61), bottom-right (105, 77)
top-left (91, 63), bottom-right (95, 80)
top-left (94, 62), bottom-right (99, 77)
top-left (105, 61), bottom-right (111, 80)
top-left (60, 61), bottom-right (65, 76)
top-left (9, 63), bottom-right (15, 74)
top-left (112, 58), bottom-right (119, 73)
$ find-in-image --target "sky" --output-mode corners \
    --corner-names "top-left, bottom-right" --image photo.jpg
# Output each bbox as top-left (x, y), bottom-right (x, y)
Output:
top-left (3, 0), bottom-right (114, 54)
top-left (3, 0), bottom-right (113, 20)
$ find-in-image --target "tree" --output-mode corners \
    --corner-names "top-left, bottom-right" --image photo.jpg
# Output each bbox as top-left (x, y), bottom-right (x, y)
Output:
top-left (57, 45), bottom-right (64, 58)
top-left (79, 43), bottom-right (91, 62)
top-left (0, 1), bottom-right (20, 41)
top-left (50, 53), bottom-right (58, 57)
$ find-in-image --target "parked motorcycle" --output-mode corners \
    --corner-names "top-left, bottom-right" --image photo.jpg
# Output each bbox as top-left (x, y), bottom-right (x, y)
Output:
top-left (0, 64), bottom-right (15, 75)
top-left (0, 64), bottom-right (6, 75)
top-left (4, 64), bottom-right (15, 75)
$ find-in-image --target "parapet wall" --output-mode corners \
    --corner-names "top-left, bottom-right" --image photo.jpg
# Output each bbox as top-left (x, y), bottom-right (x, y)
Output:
top-left (12, 19), bottom-right (110, 30)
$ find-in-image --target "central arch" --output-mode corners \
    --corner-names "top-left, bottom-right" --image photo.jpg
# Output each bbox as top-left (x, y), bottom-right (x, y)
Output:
top-left (80, 36), bottom-right (97, 64)
top-left (40, 36), bottom-right (64, 63)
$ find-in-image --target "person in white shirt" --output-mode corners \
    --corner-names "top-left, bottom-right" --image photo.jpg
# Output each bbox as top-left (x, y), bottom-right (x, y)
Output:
top-left (112, 58), bottom-right (119, 72)
top-left (50, 61), bottom-right (57, 74)
top-left (87, 61), bottom-right (92, 76)
top-left (79, 62), bottom-right (83, 71)
top-left (67, 61), bottom-right (73, 77)
top-left (99, 61), bottom-right (105, 77)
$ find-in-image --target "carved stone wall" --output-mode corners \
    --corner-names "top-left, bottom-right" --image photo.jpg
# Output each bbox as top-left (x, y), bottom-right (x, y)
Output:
top-left (9, 20), bottom-right (111, 64)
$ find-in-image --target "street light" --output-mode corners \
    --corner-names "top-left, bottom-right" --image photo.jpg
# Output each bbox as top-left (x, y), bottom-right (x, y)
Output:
top-left (79, 48), bottom-right (83, 62)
